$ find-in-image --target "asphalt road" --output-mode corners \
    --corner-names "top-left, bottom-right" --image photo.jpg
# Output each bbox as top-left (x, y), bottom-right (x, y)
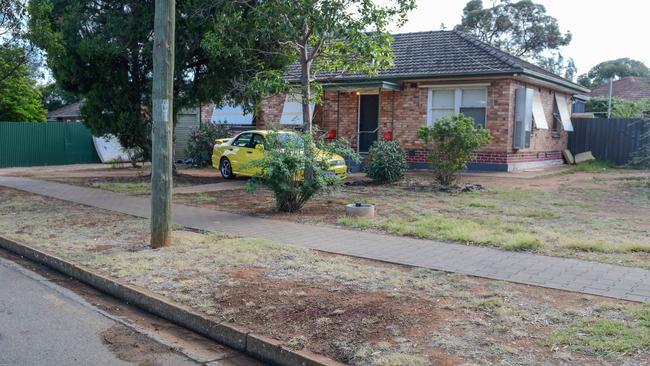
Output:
top-left (0, 256), bottom-right (201, 366)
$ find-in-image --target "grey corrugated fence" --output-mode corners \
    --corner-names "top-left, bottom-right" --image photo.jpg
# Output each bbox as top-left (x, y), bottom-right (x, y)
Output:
top-left (0, 122), bottom-right (100, 168)
top-left (568, 118), bottom-right (649, 165)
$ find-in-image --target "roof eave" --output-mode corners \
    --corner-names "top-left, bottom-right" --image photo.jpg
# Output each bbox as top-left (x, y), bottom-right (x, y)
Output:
top-left (289, 69), bottom-right (590, 95)
top-left (320, 80), bottom-right (402, 91)
top-left (521, 68), bottom-right (590, 94)
top-left (287, 70), bottom-right (520, 84)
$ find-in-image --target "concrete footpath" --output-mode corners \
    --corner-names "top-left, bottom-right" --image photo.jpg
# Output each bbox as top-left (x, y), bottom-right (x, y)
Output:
top-left (1, 176), bottom-right (649, 303)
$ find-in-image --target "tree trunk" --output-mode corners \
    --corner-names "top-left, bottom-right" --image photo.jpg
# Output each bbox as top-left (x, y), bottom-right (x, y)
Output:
top-left (300, 51), bottom-right (312, 133)
top-left (299, 47), bottom-right (315, 185)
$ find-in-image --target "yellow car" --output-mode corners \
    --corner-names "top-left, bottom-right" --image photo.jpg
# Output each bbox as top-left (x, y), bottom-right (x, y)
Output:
top-left (212, 130), bottom-right (348, 179)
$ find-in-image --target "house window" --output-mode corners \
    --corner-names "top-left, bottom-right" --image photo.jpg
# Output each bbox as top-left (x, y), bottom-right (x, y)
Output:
top-left (430, 90), bottom-right (455, 123)
top-left (552, 99), bottom-right (561, 132)
top-left (427, 88), bottom-right (487, 127)
top-left (531, 91), bottom-right (549, 130)
top-left (554, 93), bottom-right (574, 131)
top-left (460, 89), bottom-right (487, 128)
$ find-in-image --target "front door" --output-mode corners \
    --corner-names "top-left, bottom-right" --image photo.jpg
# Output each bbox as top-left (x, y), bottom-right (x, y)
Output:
top-left (358, 94), bottom-right (379, 153)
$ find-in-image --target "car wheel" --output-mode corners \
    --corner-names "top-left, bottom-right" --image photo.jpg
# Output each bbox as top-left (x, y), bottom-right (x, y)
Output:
top-left (220, 158), bottom-right (235, 179)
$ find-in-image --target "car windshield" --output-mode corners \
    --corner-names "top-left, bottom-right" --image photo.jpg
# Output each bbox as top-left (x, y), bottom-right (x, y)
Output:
top-left (277, 132), bottom-right (304, 147)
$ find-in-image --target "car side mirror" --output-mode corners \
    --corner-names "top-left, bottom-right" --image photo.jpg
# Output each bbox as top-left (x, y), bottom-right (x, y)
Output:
top-left (255, 144), bottom-right (265, 151)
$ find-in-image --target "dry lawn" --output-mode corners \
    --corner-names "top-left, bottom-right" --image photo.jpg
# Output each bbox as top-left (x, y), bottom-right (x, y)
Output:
top-left (6, 165), bottom-right (220, 195)
top-left (1, 187), bottom-right (649, 365)
top-left (175, 169), bottom-right (650, 269)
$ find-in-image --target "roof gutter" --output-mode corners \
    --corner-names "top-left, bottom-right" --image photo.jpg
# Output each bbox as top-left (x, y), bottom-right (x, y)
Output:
top-left (521, 68), bottom-right (590, 94)
top-left (288, 69), bottom-right (590, 95)
top-left (287, 70), bottom-right (517, 85)
top-left (320, 80), bottom-right (401, 91)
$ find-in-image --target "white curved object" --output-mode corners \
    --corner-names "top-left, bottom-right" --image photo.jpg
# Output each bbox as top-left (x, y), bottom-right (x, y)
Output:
top-left (93, 135), bottom-right (131, 163)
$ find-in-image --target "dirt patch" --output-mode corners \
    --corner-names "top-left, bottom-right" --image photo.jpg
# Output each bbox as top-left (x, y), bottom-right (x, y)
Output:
top-left (1, 187), bottom-right (649, 365)
top-left (44, 173), bottom-right (219, 192)
top-left (100, 325), bottom-right (196, 366)
top-left (7, 165), bottom-right (222, 194)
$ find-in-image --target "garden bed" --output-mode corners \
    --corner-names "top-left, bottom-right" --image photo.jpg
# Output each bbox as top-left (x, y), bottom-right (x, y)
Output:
top-left (1, 187), bottom-right (649, 365)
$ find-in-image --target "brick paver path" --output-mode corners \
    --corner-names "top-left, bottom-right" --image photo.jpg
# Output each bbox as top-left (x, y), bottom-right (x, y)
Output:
top-left (174, 181), bottom-right (245, 194)
top-left (1, 176), bottom-right (649, 303)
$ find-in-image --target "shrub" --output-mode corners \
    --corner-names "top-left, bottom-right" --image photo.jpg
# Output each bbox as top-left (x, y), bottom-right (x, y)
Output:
top-left (417, 114), bottom-right (491, 186)
top-left (184, 123), bottom-right (230, 167)
top-left (246, 130), bottom-right (358, 212)
top-left (365, 140), bottom-right (409, 183)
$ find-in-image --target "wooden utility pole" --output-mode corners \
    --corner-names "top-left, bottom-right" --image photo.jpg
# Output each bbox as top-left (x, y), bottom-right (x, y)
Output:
top-left (150, 0), bottom-right (175, 248)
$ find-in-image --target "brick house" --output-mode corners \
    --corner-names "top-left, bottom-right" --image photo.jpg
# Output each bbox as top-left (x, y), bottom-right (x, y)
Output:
top-left (47, 101), bottom-right (83, 122)
top-left (256, 30), bottom-right (589, 171)
top-left (589, 77), bottom-right (650, 102)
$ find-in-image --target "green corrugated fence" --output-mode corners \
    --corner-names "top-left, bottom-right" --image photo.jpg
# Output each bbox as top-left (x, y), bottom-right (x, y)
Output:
top-left (0, 122), bottom-right (100, 168)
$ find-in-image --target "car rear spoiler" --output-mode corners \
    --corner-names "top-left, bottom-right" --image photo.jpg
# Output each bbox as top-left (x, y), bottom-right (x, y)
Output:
top-left (214, 138), bottom-right (232, 145)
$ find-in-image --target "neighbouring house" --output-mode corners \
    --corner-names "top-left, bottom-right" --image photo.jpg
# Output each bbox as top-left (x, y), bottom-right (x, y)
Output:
top-left (46, 101), bottom-right (218, 160)
top-left (47, 101), bottom-right (83, 122)
top-left (256, 30), bottom-right (590, 171)
top-left (589, 77), bottom-right (650, 101)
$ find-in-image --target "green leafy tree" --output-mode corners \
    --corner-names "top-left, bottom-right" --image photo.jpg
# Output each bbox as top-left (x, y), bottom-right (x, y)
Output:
top-left (586, 97), bottom-right (650, 119)
top-left (366, 140), bottom-right (409, 183)
top-left (241, 0), bottom-right (416, 132)
top-left (577, 58), bottom-right (650, 88)
top-left (455, 0), bottom-right (571, 58)
top-left (39, 82), bottom-right (81, 111)
top-left (577, 74), bottom-right (592, 88)
top-left (418, 114), bottom-right (491, 186)
top-left (0, 45), bottom-right (46, 121)
top-left (246, 130), bottom-right (358, 212)
top-left (28, 0), bottom-right (291, 157)
top-left (0, 0), bottom-right (38, 83)
top-left (536, 53), bottom-right (577, 80)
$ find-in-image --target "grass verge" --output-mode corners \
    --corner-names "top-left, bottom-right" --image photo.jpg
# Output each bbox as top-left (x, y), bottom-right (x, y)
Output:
top-left (562, 160), bottom-right (617, 174)
top-left (549, 305), bottom-right (650, 355)
top-left (338, 214), bottom-right (544, 252)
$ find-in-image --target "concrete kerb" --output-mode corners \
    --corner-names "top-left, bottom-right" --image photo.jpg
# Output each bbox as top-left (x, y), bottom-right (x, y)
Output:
top-left (0, 236), bottom-right (345, 366)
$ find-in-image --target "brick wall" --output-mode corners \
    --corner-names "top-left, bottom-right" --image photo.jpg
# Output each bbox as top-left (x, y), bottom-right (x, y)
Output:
top-left (407, 150), bottom-right (562, 165)
top-left (199, 103), bottom-right (214, 124)
top-left (508, 80), bottom-right (570, 154)
top-left (318, 91), bottom-right (359, 147)
top-left (257, 93), bottom-right (286, 129)
top-left (257, 77), bottom-right (572, 166)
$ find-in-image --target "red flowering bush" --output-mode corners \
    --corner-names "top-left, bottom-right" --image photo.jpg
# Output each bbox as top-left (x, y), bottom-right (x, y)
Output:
top-left (185, 123), bottom-right (230, 167)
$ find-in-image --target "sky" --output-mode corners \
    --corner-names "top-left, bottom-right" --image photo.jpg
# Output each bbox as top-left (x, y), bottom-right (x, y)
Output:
top-left (391, 0), bottom-right (650, 75)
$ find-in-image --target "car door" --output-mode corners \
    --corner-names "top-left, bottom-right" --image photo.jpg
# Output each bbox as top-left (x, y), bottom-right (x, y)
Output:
top-left (227, 133), bottom-right (253, 174)
top-left (240, 133), bottom-right (265, 176)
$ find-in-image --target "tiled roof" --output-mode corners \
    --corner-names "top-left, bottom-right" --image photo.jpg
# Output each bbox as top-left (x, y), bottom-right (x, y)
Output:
top-left (286, 30), bottom-right (587, 92)
top-left (589, 77), bottom-right (650, 101)
top-left (47, 101), bottom-right (83, 119)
